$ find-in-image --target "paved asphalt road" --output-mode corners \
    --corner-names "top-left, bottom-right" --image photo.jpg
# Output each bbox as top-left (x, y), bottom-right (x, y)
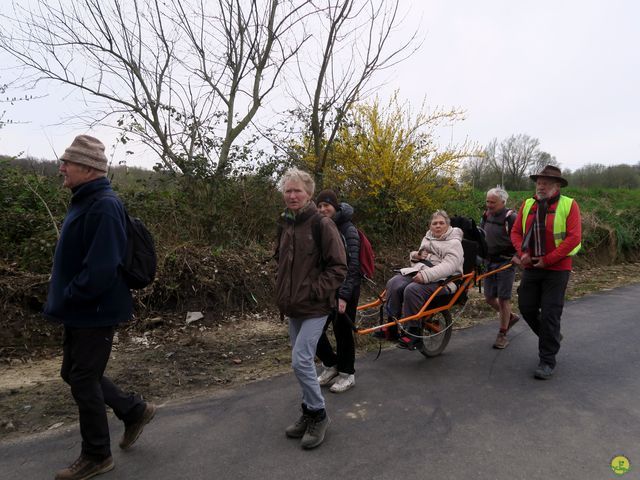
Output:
top-left (2, 284), bottom-right (639, 480)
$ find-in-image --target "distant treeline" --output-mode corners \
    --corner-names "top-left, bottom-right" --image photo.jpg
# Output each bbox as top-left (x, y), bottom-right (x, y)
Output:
top-left (564, 163), bottom-right (640, 189)
top-left (467, 160), bottom-right (640, 191)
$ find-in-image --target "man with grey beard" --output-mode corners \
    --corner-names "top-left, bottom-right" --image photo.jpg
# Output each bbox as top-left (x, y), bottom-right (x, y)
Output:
top-left (480, 186), bottom-right (519, 349)
top-left (510, 165), bottom-right (582, 379)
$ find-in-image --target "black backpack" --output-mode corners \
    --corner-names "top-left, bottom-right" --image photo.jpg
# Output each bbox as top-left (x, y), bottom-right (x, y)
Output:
top-left (450, 215), bottom-right (488, 261)
top-left (480, 209), bottom-right (515, 236)
top-left (122, 212), bottom-right (157, 289)
top-left (93, 193), bottom-right (157, 289)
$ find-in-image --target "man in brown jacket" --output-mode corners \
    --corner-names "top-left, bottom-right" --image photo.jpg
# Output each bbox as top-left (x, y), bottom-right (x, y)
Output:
top-left (275, 167), bottom-right (347, 449)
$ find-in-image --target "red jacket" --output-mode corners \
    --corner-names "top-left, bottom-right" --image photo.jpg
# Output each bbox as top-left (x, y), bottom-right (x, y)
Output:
top-left (510, 195), bottom-right (582, 271)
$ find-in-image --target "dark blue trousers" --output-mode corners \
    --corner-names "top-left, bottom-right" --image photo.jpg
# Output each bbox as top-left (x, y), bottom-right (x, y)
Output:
top-left (517, 269), bottom-right (570, 368)
top-left (61, 326), bottom-right (145, 459)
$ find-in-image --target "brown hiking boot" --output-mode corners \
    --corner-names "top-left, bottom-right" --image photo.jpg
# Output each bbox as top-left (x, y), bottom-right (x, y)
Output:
top-left (54, 455), bottom-right (114, 480)
top-left (119, 402), bottom-right (157, 450)
top-left (493, 332), bottom-right (509, 349)
top-left (507, 313), bottom-right (520, 330)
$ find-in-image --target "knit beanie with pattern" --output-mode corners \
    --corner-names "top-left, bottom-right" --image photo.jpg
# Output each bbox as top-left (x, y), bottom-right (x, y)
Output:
top-left (60, 135), bottom-right (108, 172)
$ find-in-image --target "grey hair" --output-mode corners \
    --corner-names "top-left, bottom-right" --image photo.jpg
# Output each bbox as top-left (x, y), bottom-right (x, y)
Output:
top-left (487, 186), bottom-right (508, 203)
top-left (431, 209), bottom-right (451, 225)
top-left (278, 167), bottom-right (315, 196)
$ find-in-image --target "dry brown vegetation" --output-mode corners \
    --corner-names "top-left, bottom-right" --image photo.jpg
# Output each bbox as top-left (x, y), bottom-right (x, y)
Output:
top-left (2, 244), bottom-right (639, 442)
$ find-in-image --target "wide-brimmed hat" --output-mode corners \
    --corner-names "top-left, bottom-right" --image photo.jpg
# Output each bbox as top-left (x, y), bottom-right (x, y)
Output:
top-left (59, 135), bottom-right (108, 172)
top-left (529, 165), bottom-right (568, 187)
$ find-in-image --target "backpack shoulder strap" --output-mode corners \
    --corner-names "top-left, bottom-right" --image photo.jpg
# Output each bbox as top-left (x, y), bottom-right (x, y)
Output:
top-left (273, 214), bottom-right (324, 263)
top-left (273, 221), bottom-right (285, 260)
top-left (311, 213), bottom-right (323, 257)
top-left (504, 209), bottom-right (515, 235)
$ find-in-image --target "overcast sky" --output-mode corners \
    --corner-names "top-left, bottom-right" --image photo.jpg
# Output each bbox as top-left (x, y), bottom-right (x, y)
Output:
top-left (1, 0), bottom-right (639, 171)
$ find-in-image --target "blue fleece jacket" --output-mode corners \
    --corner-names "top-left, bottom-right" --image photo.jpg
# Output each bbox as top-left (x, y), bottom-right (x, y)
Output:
top-left (43, 177), bottom-right (132, 327)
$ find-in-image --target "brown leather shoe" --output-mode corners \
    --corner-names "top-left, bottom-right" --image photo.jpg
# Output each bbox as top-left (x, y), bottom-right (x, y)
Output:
top-left (119, 402), bottom-right (157, 450)
top-left (493, 332), bottom-right (509, 349)
top-left (54, 455), bottom-right (114, 480)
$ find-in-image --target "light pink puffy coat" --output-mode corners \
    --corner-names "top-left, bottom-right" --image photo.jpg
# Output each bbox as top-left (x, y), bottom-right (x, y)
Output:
top-left (399, 226), bottom-right (464, 291)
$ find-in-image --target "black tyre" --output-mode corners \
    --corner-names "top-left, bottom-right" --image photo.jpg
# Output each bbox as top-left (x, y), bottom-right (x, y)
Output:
top-left (419, 310), bottom-right (453, 358)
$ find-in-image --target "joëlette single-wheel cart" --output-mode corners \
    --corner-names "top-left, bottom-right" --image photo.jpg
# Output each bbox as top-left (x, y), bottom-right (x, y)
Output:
top-left (355, 238), bottom-right (513, 358)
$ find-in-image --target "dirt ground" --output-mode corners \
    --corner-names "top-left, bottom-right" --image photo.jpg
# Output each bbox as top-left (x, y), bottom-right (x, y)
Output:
top-left (2, 262), bottom-right (640, 442)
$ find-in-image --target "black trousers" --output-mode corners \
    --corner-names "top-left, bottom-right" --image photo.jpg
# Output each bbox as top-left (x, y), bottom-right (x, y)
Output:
top-left (61, 326), bottom-right (145, 459)
top-left (517, 269), bottom-right (570, 368)
top-left (316, 286), bottom-right (360, 375)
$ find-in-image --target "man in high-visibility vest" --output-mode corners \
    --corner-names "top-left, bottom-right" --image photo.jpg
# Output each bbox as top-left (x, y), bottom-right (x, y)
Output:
top-left (511, 165), bottom-right (582, 380)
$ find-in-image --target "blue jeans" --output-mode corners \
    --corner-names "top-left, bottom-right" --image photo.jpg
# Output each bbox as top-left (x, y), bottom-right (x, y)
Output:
top-left (288, 316), bottom-right (327, 411)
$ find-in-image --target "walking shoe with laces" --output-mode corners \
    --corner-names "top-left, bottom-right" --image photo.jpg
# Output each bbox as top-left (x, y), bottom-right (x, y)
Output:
top-left (507, 313), bottom-right (520, 330)
top-left (534, 362), bottom-right (555, 380)
top-left (493, 332), bottom-right (509, 349)
top-left (317, 365), bottom-right (338, 386)
top-left (285, 405), bottom-right (311, 438)
top-left (119, 402), bottom-right (157, 450)
top-left (329, 373), bottom-right (355, 393)
top-left (55, 455), bottom-right (114, 480)
top-left (301, 412), bottom-right (330, 449)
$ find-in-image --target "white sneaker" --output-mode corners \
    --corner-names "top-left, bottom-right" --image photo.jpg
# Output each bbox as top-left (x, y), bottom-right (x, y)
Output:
top-left (329, 373), bottom-right (355, 393)
top-left (317, 365), bottom-right (338, 386)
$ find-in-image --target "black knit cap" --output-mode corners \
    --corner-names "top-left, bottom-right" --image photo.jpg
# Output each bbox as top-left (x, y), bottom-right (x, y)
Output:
top-left (316, 189), bottom-right (339, 210)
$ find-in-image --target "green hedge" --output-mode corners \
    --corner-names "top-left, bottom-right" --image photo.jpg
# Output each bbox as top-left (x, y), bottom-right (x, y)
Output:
top-left (2, 159), bottom-right (639, 275)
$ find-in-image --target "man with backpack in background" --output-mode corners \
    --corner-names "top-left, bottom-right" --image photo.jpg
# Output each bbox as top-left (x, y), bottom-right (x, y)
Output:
top-left (44, 135), bottom-right (156, 479)
top-left (480, 186), bottom-right (520, 349)
top-left (511, 165), bottom-right (582, 380)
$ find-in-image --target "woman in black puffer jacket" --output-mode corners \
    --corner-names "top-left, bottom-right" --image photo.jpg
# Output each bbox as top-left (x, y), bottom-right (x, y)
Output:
top-left (315, 189), bottom-right (361, 393)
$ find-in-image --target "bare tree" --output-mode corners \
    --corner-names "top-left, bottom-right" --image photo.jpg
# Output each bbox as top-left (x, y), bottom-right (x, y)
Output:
top-left (0, 76), bottom-right (41, 131)
top-left (290, 0), bottom-right (419, 187)
top-left (497, 134), bottom-right (540, 190)
top-left (173, 0), bottom-right (313, 177)
top-left (0, 0), bottom-right (311, 178)
top-left (461, 154), bottom-right (489, 189)
top-left (531, 151), bottom-right (559, 175)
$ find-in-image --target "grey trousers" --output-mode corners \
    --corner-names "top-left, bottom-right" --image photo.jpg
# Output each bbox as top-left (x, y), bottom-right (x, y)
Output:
top-left (288, 315), bottom-right (327, 411)
top-left (385, 274), bottom-right (443, 328)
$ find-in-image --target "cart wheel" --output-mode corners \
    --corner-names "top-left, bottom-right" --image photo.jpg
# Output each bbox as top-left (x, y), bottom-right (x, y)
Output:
top-left (419, 310), bottom-right (453, 358)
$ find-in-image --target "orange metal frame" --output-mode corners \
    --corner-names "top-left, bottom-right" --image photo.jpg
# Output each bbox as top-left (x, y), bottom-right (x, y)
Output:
top-left (356, 263), bottom-right (514, 335)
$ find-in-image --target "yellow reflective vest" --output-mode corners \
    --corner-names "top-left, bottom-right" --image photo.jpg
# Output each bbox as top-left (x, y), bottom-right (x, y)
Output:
top-left (521, 195), bottom-right (581, 256)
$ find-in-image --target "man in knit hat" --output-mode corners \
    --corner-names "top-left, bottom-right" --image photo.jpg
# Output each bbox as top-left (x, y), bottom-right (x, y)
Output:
top-left (45, 135), bottom-right (156, 479)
